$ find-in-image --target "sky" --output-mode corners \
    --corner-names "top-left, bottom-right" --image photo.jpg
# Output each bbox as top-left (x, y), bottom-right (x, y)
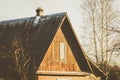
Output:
top-left (0, 0), bottom-right (120, 65)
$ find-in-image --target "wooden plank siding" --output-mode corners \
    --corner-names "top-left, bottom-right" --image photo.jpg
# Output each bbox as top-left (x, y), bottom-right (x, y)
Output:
top-left (38, 28), bottom-right (80, 72)
top-left (38, 76), bottom-right (91, 80)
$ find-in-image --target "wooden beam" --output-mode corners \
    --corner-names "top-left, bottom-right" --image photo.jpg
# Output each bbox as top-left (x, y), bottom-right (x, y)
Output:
top-left (37, 71), bottom-right (91, 77)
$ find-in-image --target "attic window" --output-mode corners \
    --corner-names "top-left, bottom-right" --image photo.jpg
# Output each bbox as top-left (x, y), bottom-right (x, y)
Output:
top-left (60, 42), bottom-right (66, 62)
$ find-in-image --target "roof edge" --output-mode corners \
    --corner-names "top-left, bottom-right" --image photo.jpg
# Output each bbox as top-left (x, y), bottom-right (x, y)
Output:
top-left (64, 14), bottom-right (94, 73)
top-left (87, 56), bottom-right (106, 76)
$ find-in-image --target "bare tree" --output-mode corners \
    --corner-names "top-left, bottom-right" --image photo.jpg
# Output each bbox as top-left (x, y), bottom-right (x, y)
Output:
top-left (0, 18), bottom-right (37, 80)
top-left (81, 0), bottom-right (99, 65)
top-left (81, 0), bottom-right (119, 73)
top-left (11, 31), bottom-right (31, 80)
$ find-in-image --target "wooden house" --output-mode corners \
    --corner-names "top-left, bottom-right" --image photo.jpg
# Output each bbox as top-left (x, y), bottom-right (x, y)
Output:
top-left (0, 8), bottom-right (106, 80)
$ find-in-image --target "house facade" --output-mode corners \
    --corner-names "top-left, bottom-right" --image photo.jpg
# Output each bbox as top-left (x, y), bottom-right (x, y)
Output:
top-left (37, 28), bottom-right (81, 80)
top-left (36, 28), bottom-right (99, 80)
top-left (0, 8), bottom-right (106, 80)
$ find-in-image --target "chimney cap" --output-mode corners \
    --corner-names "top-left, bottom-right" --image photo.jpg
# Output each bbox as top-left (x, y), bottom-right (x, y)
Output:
top-left (36, 7), bottom-right (44, 16)
top-left (36, 7), bottom-right (44, 12)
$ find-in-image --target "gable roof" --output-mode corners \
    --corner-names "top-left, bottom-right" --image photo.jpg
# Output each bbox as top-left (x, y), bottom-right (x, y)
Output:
top-left (0, 12), bottom-right (106, 80)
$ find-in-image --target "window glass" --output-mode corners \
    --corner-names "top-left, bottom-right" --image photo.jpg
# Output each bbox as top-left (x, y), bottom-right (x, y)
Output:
top-left (60, 42), bottom-right (66, 61)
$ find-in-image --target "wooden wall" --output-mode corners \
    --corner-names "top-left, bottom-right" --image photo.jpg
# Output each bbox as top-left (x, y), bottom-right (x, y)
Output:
top-left (38, 28), bottom-right (80, 72)
top-left (38, 76), bottom-right (90, 80)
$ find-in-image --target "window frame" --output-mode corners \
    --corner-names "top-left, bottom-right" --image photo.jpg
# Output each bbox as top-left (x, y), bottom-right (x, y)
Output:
top-left (59, 42), bottom-right (66, 62)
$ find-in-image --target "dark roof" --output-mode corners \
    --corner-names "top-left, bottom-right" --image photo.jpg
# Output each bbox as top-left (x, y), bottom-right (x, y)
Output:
top-left (0, 12), bottom-right (106, 79)
top-left (87, 57), bottom-right (106, 80)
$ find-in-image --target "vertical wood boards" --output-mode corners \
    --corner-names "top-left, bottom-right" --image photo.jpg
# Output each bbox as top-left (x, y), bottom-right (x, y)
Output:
top-left (38, 28), bottom-right (80, 72)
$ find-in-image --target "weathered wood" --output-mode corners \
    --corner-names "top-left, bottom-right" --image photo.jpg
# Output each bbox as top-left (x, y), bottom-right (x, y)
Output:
top-left (37, 71), bottom-right (91, 76)
top-left (38, 76), bottom-right (93, 80)
top-left (38, 28), bottom-right (80, 72)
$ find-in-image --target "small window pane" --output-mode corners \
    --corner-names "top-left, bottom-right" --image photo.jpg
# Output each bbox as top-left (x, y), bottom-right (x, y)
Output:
top-left (60, 42), bottom-right (66, 61)
top-left (57, 78), bottom-right (71, 80)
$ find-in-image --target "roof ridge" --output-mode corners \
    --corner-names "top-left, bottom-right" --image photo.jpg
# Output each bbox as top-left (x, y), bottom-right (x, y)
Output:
top-left (0, 12), bottom-right (66, 23)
